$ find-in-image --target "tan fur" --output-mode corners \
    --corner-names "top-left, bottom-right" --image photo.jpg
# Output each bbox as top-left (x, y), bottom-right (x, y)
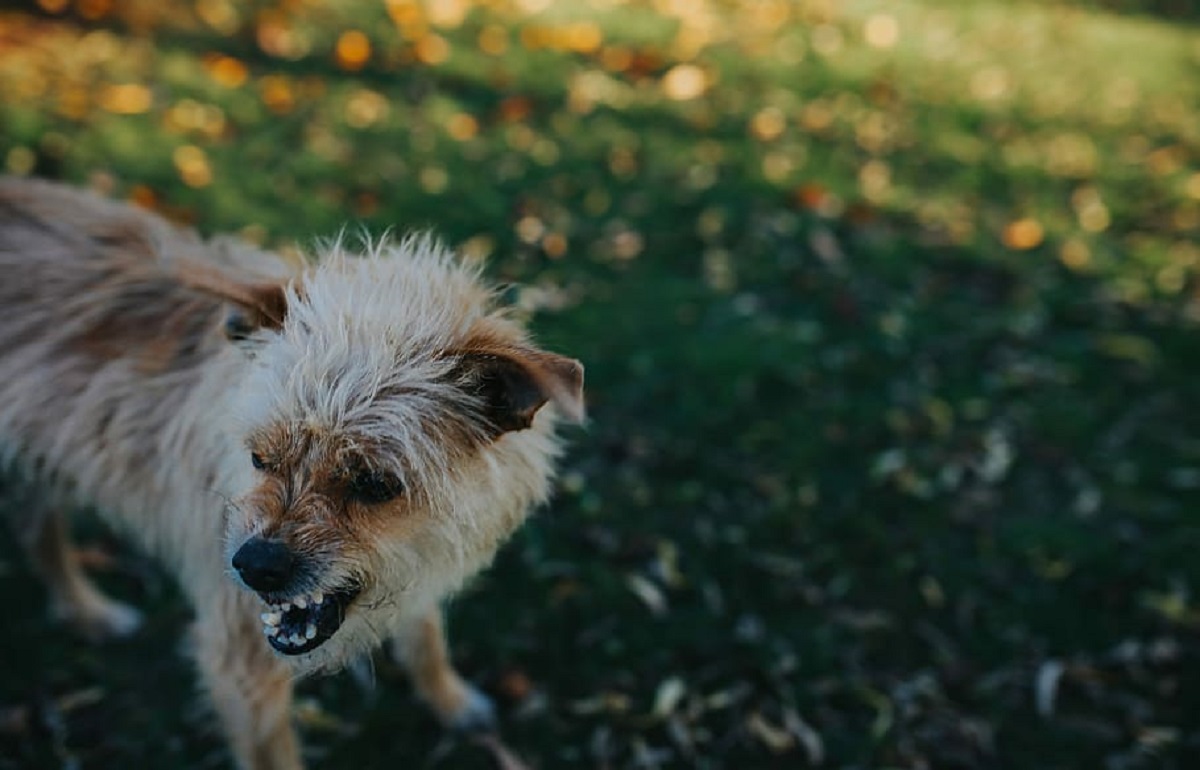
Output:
top-left (0, 176), bottom-right (583, 768)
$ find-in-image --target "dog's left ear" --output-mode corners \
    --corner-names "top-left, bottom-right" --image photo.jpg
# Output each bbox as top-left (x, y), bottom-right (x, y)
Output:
top-left (453, 347), bottom-right (585, 435)
top-left (178, 264), bottom-right (290, 344)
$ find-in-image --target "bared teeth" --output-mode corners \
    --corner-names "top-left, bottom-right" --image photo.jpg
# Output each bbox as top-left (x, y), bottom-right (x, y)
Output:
top-left (259, 588), bottom-right (348, 649)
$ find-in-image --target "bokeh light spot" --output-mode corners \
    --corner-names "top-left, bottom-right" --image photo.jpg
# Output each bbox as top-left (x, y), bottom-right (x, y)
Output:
top-left (257, 12), bottom-right (311, 59)
top-left (99, 84), bottom-right (152, 115)
top-left (205, 55), bottom-right (249, 88)
top-left (761, 152), bottom-right (795, 183)
top-left (385, 0), bottom-right (423, 27)
top-left (196, 0), bottom-right (240, 35)
top-left (750, 107), bottom-right (787, 141)
top-left (542, 232), bottom-right (568, 259)
top-left (259, 76), bottom-right (295, 114)
top-left (1184, 172), bottom-right (1200, 201)
top-left (864, 14), bottom-right (900, 49)
top-left (173, 145), bottom-right (213, 188)
top-left (661, 64), bottom-right (708, 101)
top-left (5, 147), bottom-right (36, 175)
top-left (1003, 218), bottom-right (1044, 250)
top-left (446, 112), bottom-right (479, 141)
top-left (459, 234), bottom-right (495, 263)
top-left (563, 22), bottom-right (603, 54)
top-left (612, 229), bottom-right (645, 260)
top-left (427, 0), bottom-right (468, 29)
top-left (811, 25), bottom-right (844, 56)
top-left (516, 215), bottom-right (546, 244)
top-left (1059, 238), bottom-right (1091, 271)
top-left (1072, 187), bottom-right (1111, 233)
top-left (415, 33), bottom-right (450, 64)
top-left (336, 30), bottom-right (372, 71)
top-left (478, 25), bottom-right (508, 55)
top-left (858, 160), bottom-right (891, 201)
top-left (344, 89), bottom-right (390, 128)
top-left (419, 166), bottom-right (449, 193)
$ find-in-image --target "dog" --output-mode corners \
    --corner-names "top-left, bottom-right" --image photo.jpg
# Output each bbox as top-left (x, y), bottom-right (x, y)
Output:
top-left (0, 176), bottom-right (584, 768)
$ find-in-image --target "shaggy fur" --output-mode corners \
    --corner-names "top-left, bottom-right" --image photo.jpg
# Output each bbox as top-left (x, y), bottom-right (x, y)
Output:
top-left (0, 176), bottom-right (583, 769)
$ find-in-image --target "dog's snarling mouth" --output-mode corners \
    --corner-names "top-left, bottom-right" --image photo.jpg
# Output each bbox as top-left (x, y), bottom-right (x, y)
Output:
top-left (259, 585), bottom-right (361, 655)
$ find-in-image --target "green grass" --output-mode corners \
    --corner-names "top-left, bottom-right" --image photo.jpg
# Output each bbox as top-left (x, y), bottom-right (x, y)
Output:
top-left (1, 0), bottom-right (1199, 768)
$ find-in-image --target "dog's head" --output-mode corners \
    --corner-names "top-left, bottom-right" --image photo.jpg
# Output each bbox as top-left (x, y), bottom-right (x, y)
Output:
top-left (203, 236), bottom-right (582, 670)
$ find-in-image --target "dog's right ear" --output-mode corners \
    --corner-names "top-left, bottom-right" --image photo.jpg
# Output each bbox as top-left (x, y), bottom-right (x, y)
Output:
top-left (450, 346), bottom-right (585, 437)
top-left (178, 264), bottom-right (290, 346)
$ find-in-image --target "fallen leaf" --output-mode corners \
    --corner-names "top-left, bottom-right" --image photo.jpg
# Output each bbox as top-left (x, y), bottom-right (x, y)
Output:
top-left (570, 692), bottom-right (631, 715)
top-left (626, 574), bottom-right (667, 616)
top-left (784, 708), bottom-right (825, 765)
top-left (652, 677), bottom-right (685, 719)
top-left (55, 687), bottom-right (104, 713)
top-left (1002, 218), bottom-right (1044, 250)
top-left (746, 711), bottom-right (795, 753)
top-left (1035, 660), bottom-right (1066, 718)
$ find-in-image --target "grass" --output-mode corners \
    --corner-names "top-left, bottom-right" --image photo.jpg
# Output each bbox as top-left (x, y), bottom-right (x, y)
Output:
top-left (1, 0), bottom-right (1199, 768)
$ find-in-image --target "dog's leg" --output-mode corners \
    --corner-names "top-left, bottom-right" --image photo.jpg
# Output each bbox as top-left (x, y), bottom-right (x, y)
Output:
top-left (193, 600), bottom-right (303, 770)
top-left (26, 507), bottom-right (142, 640)
top-left (393, 610), bottom-right (496, 733)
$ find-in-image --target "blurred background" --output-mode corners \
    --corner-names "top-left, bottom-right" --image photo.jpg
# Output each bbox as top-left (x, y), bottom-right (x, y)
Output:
top-left (0, 0), bottom-right (1198, 768)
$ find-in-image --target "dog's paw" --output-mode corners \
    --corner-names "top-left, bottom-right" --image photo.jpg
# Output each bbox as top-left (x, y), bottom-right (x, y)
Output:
top-left (54, 593), bottom-right (143, 641)
top-left (443, 684), bottom-right (497, 735)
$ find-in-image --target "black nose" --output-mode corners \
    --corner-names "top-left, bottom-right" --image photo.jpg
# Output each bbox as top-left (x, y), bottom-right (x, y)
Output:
top-left (232, 538), bottom-right (297, 593)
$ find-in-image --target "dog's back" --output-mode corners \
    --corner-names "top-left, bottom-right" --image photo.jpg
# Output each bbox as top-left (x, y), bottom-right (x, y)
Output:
top-left (0, 178), bottom-right (291, 538)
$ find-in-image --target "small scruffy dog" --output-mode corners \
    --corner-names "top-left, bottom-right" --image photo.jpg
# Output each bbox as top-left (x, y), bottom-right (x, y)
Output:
top-left (0, 176), bottom-right (583, 768)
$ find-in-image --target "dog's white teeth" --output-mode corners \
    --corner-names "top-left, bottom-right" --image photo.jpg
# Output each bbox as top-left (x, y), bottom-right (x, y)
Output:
top-left (279, 601), bottom-right (291, 611)
top-left (263, 625), bottom-right (279, 637)
top-left (312, 591), bottom-right (324, 605)
top-left (291, 633), bottom-right (305, 646)
top-left (305, 623), bottom-right (317, 640)
top-left (294, 596), bottom-right (308, 609)
top-left (261, 612), bottom-right (281, 626)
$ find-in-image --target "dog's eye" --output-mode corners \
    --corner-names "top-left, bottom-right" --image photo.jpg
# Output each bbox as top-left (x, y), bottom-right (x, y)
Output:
top-left (251, 452), bottom-right (267, 471)
top-left (349, 469), bottom-right (404, 505)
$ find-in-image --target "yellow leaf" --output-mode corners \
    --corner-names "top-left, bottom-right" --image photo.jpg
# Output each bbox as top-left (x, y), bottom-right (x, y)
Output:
top-left (750, 107), bottom-right (786, 141)
top-left (259, 76), bottom-right (295, 114)
top-left (205, 55), bottom-right (248, 89)
top-left (98, 84), bottom-right (152, 115)
top-left (446, 112), bottom-right (478, 140)
top-left (415, 33), bottom-right (450, 65)
top-left (173, 145), bottom-right (212, 188)
top-left (336, 30), bottom-right (372, 71)
top-left (1002, 218), bottom-right (1044, 250)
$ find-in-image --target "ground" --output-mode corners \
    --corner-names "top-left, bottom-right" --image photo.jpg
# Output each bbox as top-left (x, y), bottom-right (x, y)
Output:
top-left (1, 0), bottom-right (1199, 768)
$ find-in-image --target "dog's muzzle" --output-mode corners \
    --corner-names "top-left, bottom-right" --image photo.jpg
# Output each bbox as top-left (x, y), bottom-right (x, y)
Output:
top-left (258, 584), bottom-right (361, 655)
top-left (232, 537), bottom-right (361, 655)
